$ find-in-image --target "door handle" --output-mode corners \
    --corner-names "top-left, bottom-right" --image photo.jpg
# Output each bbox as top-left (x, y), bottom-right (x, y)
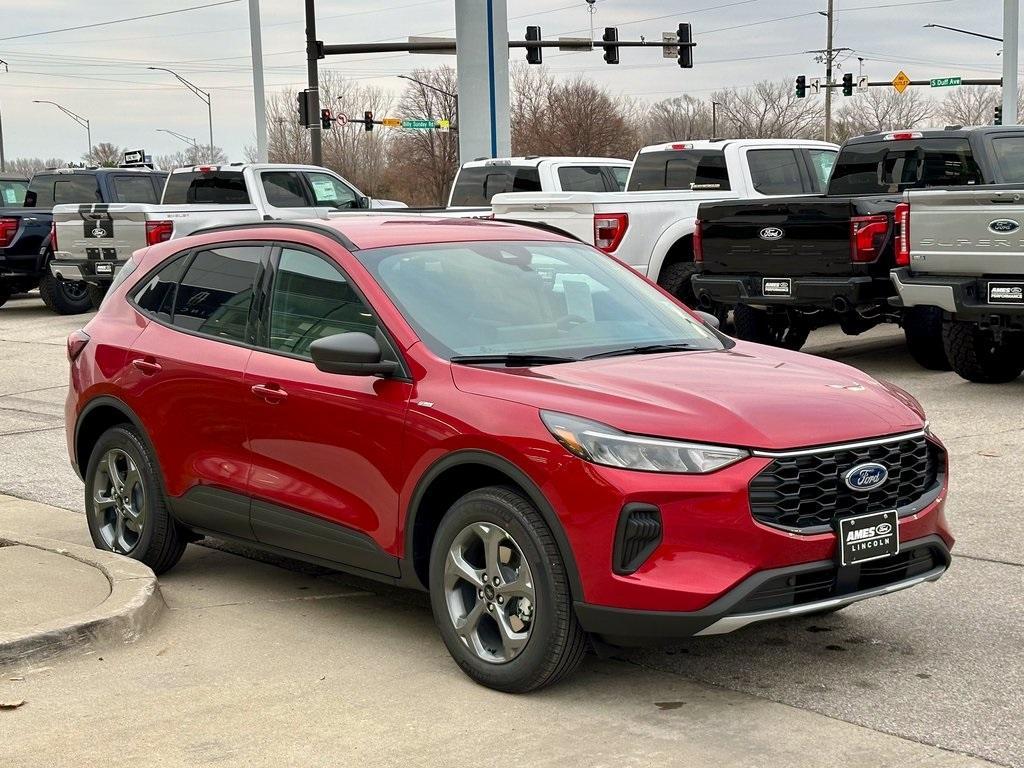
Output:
top-left (131, 358), bottom-right (162, 375)
top-left (251, 383), bottom-right (288, 402)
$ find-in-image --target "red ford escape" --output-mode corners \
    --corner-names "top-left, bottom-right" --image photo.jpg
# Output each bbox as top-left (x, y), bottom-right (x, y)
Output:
top-left (65, 217), bottom-right (952, 692)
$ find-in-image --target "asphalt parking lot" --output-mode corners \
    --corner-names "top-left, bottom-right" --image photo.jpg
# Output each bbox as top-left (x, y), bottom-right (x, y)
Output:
top-left (1, 292), bottom-right (1021, 767)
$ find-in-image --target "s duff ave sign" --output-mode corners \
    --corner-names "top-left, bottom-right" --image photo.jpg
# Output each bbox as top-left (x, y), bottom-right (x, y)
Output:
top-left (930, 76), bottom-right (963, 87)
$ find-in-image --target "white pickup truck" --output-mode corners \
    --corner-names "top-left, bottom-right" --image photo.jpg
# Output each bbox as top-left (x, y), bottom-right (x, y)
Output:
top-left (491, 139), bottom-right (838, 305)
top-left (49, 163), bottom-right (405, 303)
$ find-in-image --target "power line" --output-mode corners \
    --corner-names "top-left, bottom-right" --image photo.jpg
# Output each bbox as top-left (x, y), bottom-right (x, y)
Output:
top-left (0, 0), bottom-right (242, 43)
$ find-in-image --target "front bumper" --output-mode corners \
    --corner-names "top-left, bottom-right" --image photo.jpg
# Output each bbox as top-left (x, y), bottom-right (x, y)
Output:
top-left (575, 534), bottom-right (950, 644)
top-left (692, 273), bottom-right (886, 310)
top-left (891, 267), bottom-right (1024, 321)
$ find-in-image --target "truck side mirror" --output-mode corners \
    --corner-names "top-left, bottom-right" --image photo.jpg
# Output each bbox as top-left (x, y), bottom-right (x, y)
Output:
top-left (24, 190), bottom-right (37, 207)
top-left (358, 195), bottom-right (371, 209)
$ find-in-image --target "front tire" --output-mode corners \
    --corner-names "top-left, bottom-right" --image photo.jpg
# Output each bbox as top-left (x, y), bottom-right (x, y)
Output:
top-left (429, 486), bottom-right (586, 693)
top-left (84, 425), bottom-right (187, 574)
top-left (658, 261), bottom-right (700, 306)
top-left (733, 303), bottom-right (810, 351)
top-left (903, 306), bottom-right (950, 370)
top-left (38, 273), bottom-right (93, 315)
top-left (943, 321), bottom-right (1024, 383)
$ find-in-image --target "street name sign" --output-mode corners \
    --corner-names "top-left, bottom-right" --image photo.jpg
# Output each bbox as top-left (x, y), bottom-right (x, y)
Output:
top-left (930, 76), bottom-right (962, 88)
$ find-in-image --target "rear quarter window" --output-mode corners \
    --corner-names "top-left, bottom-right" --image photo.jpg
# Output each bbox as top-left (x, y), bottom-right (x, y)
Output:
top-left (627, 150), bottom-right (730, 192)
top-left (557, 166), bottom-right (611, 193)
top-left (162, 172), bottom-right (250, 204)
top-left (449, 166), bottom-right (541, 206)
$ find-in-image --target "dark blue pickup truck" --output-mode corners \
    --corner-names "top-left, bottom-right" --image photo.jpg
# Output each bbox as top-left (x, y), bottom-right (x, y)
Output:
top-left (0, 167), bottom-right (165, 313)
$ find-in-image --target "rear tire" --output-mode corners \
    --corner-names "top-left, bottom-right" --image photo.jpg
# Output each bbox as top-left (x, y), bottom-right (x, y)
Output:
top-left (903, 306), bottom-right (950, 370)
top-left (86, 283), bottom-right (108, 310)
top-left (733, 303), bottom-right (810, 351)
top-left (658, 261), bottom-right (700, 307)
top-left (84, 425), bottom-right (187, 574)
top-left (38, 273), bottom-right (93, 315)
top-left (0, 284), bottom-right (10, 309)
top-left (943, 321), bottom-right (1024, 383)
top-left (428, 486), bottom-right (586, 693)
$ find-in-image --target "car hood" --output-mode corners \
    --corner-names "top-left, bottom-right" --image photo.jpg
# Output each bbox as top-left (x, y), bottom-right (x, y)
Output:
top-left (450, 343), bottom-right (925, 451)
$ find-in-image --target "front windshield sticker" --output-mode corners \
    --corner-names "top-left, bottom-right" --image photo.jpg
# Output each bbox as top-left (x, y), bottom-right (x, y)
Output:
top-left (3, 188), bottom-right (16, 204)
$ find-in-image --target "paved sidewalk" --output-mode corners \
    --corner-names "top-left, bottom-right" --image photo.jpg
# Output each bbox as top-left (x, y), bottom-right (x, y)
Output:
top-left (0, 494), bottom-right (1002, 768)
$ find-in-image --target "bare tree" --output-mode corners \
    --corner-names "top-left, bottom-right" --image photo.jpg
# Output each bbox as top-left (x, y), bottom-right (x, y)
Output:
top-left (711, 81), bottom-right (824, 140)
top-left (940, 85), bottom-right (1024, 126)
top-left (3, 157), bottom-right (66, 176)
top-left (642, 95), bottom-right (714, 144)
top-left (154, 145), bottom-right (228, 171)
top-left (83, 142), bottom-right (123, 167)
top-left (833, 89), bottom-right (937, 143)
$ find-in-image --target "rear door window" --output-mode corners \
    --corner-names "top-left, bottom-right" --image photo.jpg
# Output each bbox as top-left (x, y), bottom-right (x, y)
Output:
top-left (261, 171), bottom-right (309, 207)
top-left (827, 138), bottom-right (983, 195)
top-left (746, 149), bottom-right (806, 195)
top-left (627, 150), bottom-right (730, 191)
top-left (53, 175), bottom-right (102, 204)
top-left (449, 166), bottom-right (542, 206)
top-left (162, 171), bottom-right (250, 204)
top-left (172, 246), bottom-right (263, 341)
top-left (112, 175), bottom-right (160, 203)
top-left (989, 135), bottom-right (1024, 182)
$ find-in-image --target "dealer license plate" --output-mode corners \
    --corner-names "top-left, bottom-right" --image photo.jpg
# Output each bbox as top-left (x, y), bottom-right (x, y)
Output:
top-left (988, 281), bottom-right (1024, 305)
top-left (762, 278), bottom-right (791, 297)
top-left (836, 510), bottom-right (899, 566)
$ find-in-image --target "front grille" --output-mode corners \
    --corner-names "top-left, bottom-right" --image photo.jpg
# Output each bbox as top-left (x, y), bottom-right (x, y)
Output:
top-left (749, 434), bottom-right (943, 531)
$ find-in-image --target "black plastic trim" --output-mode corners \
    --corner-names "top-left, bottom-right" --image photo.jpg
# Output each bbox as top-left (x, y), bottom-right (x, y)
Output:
top-left (692, 273), bottom-right (884, 309)
top-left (612, 503), bottom-right (662, 575)
top-left (73, 395), bottom-right (160, 482)
top-left (169, 485), bottom-right (254, 541)
top-left (186, 220), bottom-right (360, 252)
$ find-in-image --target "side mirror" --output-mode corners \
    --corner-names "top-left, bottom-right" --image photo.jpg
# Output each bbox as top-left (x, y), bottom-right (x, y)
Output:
top-left (358, 195), bottom-right (372, 209)
top-left (697, 310), bottom-right (721, 330)
top-left (309, 332), bottom-right (398, 377)
top-left (24, 190), bottom-right (37, 207)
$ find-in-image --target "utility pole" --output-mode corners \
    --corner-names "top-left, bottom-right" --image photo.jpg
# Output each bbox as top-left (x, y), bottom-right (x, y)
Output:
top-left (0, 59), bottom-right (7, 172)
top-left (304, 0), bottom-right (322, 166)
top-left (248, 0), bottom-right (268, 162)
top-left (824, 0), bottom-right (835, 143)
top-left (1003, 0), bottom-right (1019, 125)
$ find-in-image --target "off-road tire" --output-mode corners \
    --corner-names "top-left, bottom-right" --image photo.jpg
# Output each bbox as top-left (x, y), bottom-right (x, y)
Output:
top-left (733, 303), bottom-right (810, 351)
top-left (87, 283), bottom-right (108, 310)
top-left (38, 273), bottom-right (93, 315)
top-left (429, 486), bottom-right (587, 693)
top-left (658, 261), bottom-right (700, 306)
top-left (943, 321), bottom-right (1024, 383)
top-left (903, 306), bottom-right (950, 371)
top-left (84, 425), bottom-right (187, 574)
top-left (0, 284), bottom-right (10, 309)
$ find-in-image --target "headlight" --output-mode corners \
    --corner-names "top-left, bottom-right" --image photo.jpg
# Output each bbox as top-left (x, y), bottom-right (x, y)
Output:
top-left (540, 411), bottom-right (748, 474)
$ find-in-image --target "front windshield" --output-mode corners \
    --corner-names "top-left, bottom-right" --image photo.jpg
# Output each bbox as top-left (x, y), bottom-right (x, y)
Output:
top-left (355, 240), bottom-right (725, 360)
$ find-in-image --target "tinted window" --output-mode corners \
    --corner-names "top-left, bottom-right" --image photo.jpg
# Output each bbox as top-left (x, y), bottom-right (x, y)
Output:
top-left (172, 247), bottom-right (262, 341)
top-left (112, 175), bottom-right (159, 203)
top-left (628, 150), bottom-right (730, 191)
top-left (0, 179), bottom-right (28, 206)
top-left (827, 139), bottom-right (983, 195)
top-left (134, 254), bottom-right (189, 321)
top-left (557, 166), bottom-right (611, 193)
top-left (747, 149), bottom-right (805, 195)
top-left (449, 166), bottom-right (542, 206)
top-left (261, 172), bottom-right (309, 207)
top-left (162, 172), bottom-right (250, 204)
top-left (53, 175), bottom-right (102, 204)
top-left (807, 149), bottom-right (838, 192)
top-left (990, 136), bottom-right (1024, 182)
top-left (268, 248), bottom-right (378, 358)
top-left (610, 166), bottom-right (630, 191)
top-left (302, 172), bottom-right (358, 209)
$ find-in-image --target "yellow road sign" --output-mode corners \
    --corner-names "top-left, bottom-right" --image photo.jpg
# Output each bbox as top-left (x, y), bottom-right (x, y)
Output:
top-left (892, 70), bottom-right (911, 94)
top-left (381, 117), bottom-right (402, 127)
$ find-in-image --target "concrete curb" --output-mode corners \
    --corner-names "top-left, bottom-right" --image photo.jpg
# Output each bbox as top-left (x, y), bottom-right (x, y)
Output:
top-left (0, 532), bottom-right (165, 667)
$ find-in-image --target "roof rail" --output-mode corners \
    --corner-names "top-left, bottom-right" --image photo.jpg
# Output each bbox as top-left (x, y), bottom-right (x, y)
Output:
top-left (184, 219), bottom-right (359, 251)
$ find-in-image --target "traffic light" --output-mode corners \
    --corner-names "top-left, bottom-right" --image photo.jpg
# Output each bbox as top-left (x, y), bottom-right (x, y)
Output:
top-left (995, 105), bottom-right (1003, 125)
top-left (297, 89), bottom-right (316, 128)
top-left (796, 75), bottom-right (807, 99)
top-left (842, 73), bottom-right (854, 97)
top-left (364, 111), bottom-right (374, 132)
top-left (525, 26), bottom-right (543, 65)
top-left (602, 27), bottom-right (619, 65)
top-left (320, 108), bottom-right (332, 130)
top-left (677, 23), bottom-right (693, 69)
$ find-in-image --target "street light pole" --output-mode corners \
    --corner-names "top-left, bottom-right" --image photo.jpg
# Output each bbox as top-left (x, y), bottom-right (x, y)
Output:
top-left (922, 23), bottom-right (1004, 42)
top-left (157, 128), bottom-right (200, 150)
top-left (33, 100), bottom-right (90, 157)
top-left (1003, 0), bottom-right (1019, 125)
top-left (147, 67), bottom-right (214, 159)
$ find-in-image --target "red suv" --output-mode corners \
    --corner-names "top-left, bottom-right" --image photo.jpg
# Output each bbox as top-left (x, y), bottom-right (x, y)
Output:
top-left (66, 217), bottom-right (952, 692)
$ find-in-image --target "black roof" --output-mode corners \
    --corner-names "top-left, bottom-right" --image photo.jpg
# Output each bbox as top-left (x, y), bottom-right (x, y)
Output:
top-left (846, 125), bottom-right (1021, 145)
top-left (0, 173), bottom-right (29, 182)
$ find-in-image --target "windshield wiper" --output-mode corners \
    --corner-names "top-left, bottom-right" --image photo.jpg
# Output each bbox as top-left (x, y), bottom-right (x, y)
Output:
top-left (583, 343), bottom-right (703, 361)
top-left (449, 354), bottom-right (578, 367)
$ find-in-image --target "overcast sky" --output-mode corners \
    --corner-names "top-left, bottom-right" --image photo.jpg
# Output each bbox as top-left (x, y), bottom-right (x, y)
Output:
top-left (0, 0), bottom-right (1010, 162)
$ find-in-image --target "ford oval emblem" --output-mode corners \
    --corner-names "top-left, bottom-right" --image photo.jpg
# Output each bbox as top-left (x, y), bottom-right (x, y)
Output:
top-left (844, 462), bottom-right (889, 492)
top-left (759, 227), bottom-right (785, 241)
top-left (875, 522), bottom-right (894, 535)
top-left (989, 219), bottom-right (1020, 234)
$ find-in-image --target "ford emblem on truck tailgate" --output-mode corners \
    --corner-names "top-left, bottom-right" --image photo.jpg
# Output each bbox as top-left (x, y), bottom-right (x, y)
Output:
top-left (843, 463), bottom-right (889, 492)
top-left (989, 219), bottom-right (1020, 234)
top-left (759, 227), bottom-right (785, 241)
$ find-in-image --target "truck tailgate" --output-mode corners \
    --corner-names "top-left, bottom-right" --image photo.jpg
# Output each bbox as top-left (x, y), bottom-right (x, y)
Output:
top-left (53, 204), bottom-right (151, 267)
top-left (908, 187), bottom-right (1024, 276)
top-left (490, 193), bottom-right (599, 243)
top-left (699, 197), bottom-right (858, 277)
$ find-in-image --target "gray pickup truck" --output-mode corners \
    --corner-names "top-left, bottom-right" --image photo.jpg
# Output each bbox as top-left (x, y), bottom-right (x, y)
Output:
top-left (892, 187), bottom-right (1024, 382)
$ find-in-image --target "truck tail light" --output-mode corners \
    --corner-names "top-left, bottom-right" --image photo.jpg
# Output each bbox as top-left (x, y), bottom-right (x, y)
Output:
top-left (0, 217), bottom-right (19, 248)
top-left (594, 213), bottom-right (628, 254)
top-left (67, 329), bottom-right (91, 362)
top-left (49, 221), bottom-right (58, 252)
top-left (883, 131), bottom-right (923, 141)
top-left (850, 214), bottom-right (889, 263)
top-left (894, 202), bottom-right (911, 266)
top-left (145, 220), bottom-right (173, 245)
top-left (693, 219), bottom-right (704, 263)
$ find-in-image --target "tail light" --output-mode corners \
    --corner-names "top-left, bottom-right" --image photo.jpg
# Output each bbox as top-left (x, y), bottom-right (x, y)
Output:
top-left (850, 214), bottom-right (889, 263)
top-left (145, 220), bottom-right (173, 245)
top-left (693, 219), bottom-right (704, 263)
top-left (883, 131), bottom-right (923, 141)
top-left (67, 329), bottom-right (91, 362)
top-left (594, 213), bottom-right (628, 254)
top-left (0, 217), bottom-right (18, 248)
top-left (49, 221), bottom-right (58, 252)
top-left (894, 202), bottom-right (911, 266)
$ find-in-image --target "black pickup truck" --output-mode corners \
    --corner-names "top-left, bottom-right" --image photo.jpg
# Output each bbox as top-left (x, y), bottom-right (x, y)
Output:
top-left (691, 126), bottom-right (1024, 368)
top-left (0, 167), bottom-right (166, 313)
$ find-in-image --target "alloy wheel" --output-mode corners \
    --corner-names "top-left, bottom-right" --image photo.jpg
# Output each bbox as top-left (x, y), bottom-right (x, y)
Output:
top-left (91, 448), bottom-right (146, 554)
top-left (443, 521), bottom-right (536, 664)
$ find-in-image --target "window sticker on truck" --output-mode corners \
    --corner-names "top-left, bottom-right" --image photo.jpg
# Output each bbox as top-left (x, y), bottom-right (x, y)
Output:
top-left (988, 282), bottom-right (1024, 305)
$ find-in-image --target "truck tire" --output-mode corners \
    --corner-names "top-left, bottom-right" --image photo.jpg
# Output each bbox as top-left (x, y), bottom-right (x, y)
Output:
top-left (658, 261), bottom-right (700, 306)
top-left (903, 306), bottom-right (951, 371)
top-left (38, 274), bottom-right (93, 315)
top-left (733, 303), bottom-right (810, 351)
top-left (87, 283), bottom-right (108, 309)
top-left (943, 321), bottom-right (1024, 383)
top-left (0, 284), bottom-right (10, 309)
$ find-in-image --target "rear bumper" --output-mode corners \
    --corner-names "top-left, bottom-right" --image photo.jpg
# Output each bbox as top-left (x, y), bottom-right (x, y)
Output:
top-left (50, 257), bottom-right (122, 285)
top-left (891, 267), bottom-right (1024, 320)
top-left (575, 534), bottom-right (950, 645)
top-left (692, 273), bottom-right (884, 309)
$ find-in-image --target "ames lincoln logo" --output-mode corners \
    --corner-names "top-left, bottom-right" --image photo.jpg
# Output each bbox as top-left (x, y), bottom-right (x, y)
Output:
top-left (759, 227), bottom-right (785, 241)
top-left (843, 462), bottom-right (889, 492)
top-left (988, 218), bottom-right (1021, 234)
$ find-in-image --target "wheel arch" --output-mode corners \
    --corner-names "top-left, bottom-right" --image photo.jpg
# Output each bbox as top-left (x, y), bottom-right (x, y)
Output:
top-left (649, 226), bottom-right (696, 286)
top-left (75, 396), bottom-right (159, 483)
top-left (402, 450), bottom-right (584, 601)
